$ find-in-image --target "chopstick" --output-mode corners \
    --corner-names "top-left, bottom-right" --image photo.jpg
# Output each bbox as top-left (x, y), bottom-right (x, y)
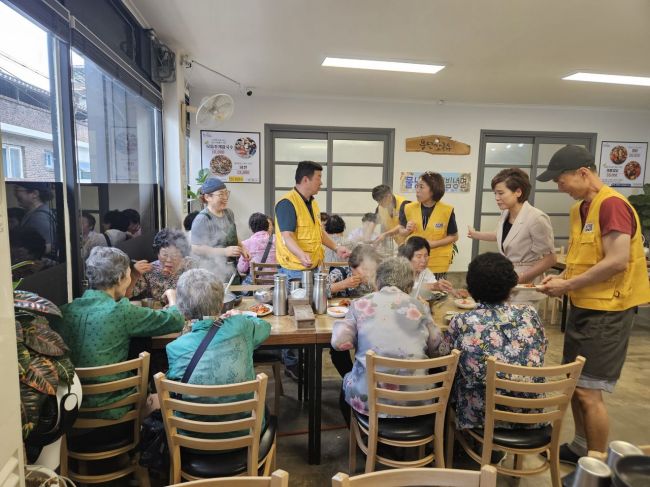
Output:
top-left (224, 271), bottom-right (237, 295)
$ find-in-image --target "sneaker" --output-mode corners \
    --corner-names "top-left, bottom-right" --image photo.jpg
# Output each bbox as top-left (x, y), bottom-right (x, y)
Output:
top-left (542, 443), bottom-right (581, 466)
top-left (284, 364), bottom-right (299, 381)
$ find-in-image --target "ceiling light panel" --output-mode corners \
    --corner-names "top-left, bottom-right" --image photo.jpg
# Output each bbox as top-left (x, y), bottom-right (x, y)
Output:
top-left (322, 57), bottom-right (445, 74)
top-left (563, 72), bottom-right (650, 87)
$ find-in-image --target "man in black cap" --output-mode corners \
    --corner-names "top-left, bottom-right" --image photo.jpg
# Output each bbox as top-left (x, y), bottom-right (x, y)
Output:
top-left (538, 145), bottom-right (650, 461)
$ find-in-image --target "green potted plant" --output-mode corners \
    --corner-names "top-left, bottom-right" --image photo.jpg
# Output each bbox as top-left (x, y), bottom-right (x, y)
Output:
top-left (187, 168), bottom-right (210, 212)
top-left (628, 183), bottom-right (650, 245)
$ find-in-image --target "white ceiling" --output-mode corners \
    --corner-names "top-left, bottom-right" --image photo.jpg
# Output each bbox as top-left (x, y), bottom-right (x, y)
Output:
top-left (131, 0), bottom-right (650, 109)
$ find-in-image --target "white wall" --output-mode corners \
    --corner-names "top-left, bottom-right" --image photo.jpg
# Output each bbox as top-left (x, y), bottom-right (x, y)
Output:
top-left (189, 94), bottom-right (650, 271)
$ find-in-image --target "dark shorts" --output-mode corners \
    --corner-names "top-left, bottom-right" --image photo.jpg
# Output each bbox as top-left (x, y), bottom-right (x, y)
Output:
top-left (562, 304), bottom-right (637, 384)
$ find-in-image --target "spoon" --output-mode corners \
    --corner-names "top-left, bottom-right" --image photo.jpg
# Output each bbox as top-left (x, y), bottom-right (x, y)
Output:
top-left (224, 271), bottom-right (236, 296)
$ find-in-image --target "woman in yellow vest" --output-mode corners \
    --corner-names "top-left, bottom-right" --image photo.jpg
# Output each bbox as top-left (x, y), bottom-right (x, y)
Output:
top-left (399, 172), bottom-right (458, 278)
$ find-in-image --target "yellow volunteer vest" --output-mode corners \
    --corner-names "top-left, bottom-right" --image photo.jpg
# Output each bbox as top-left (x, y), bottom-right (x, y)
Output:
top-left (404, 200), bottom-right (454, 273)
top-left (377, 194), bottom-right (407, 245)
top-left (274, 189), bottom-right (324, 270)
top-left (565, 185), bottom-right (650, 311)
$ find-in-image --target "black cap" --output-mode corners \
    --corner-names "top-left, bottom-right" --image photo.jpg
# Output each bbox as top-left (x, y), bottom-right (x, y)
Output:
top-left (199, 177), bottom-right (226, 194)
top-left (536, 145), bottom-right (595, 182)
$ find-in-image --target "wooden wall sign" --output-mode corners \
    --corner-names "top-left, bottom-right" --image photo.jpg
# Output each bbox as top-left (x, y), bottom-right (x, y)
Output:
top-left (405, 135), bottom-right (470, 155)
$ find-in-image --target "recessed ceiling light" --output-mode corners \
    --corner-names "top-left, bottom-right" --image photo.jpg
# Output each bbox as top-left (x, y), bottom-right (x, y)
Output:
top-left (563, 72), bottom-right (650, 87)
top-left (322, 57), bottom-right (445, 74)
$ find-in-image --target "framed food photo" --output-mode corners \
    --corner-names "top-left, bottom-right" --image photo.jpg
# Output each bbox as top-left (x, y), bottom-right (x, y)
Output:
top-left (599, 141), bottom-right (647, 188)
top-left (200, 130), bottom-right (261, 183)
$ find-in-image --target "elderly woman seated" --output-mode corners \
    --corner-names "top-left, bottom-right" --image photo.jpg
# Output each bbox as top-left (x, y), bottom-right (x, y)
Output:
top-left (329, 244), bottom-right (382, 298)
top-left (331, 257), bottom-right (442, 423)
top-left (53, 246), bottom-right (185, 419)
top-left (439, 252), bottom-right (547, 431)
top-left (165, 269), bottom-right (271, 432)
top-left (398, 237), bottom-right (455, 300)
top-left (129, 228), bottom-right (194, 303)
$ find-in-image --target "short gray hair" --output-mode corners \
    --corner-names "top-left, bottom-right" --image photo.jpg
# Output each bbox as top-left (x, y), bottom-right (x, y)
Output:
top-left (176, 269), bottom-right (224, 319)
top-left (86, 246), bottom-right (130, 290)
top-left (375, 257), bottom-right (414, 294)
top-left (348, 244), bottom-right (382, 269)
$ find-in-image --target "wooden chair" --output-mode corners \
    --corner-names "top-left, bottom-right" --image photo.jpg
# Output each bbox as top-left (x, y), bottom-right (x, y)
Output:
top-left (446, 355), bottom-right (586, 487)
top-left (60, 352), bottom-right (150, 486)
top-left (332, 465), bottom-right (497, 487)
top-left (168, 469), bottom-right (289, 486)
top-left (322, 261), bottom-right (349, 273)
top-left (154, 372), bottom-right (277, 484)
top-left (251, 263), bottom-right (280, 285)
top-left (349, 350), bottom-right (460, 473)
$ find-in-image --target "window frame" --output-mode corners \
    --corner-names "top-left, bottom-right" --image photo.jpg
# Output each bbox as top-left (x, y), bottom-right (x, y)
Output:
top-left (2, 144), bottom-right (24, 179)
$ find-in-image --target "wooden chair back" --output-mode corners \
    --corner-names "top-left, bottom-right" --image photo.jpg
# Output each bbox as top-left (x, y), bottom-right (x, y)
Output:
top-left (154, 372), bottom-right (268, 481)
top-left (367, 349), bottom-right (460, 419)
top-left (322, 261), bottom-right (349, 273)
top-left (61, 352), bottom-right (150, 484)
top-left (168, 469), bottom-right (289, 486)
top-left (251, 263), bottom-right (280, 285)
top-left (332, 465), bottom-right (497, 487)
top-left (481, 355), bottom-right (586, 465)
top-left (73, 351), bottom-right (150, 432)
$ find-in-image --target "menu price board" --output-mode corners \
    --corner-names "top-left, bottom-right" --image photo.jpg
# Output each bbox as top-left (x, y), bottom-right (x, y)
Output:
top-left (400, 172), bottom-right (471, 193)
top-left (201, 130), bottom-right (261, 183)
top-left (599, 141), bottom-right (647, 188)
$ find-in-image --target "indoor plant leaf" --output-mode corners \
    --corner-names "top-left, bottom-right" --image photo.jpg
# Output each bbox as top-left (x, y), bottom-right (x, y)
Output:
top-left (22, 317), bottom-right (68, 357)
top-left (53, 356), bottom-right (75, 388)
top-left (16, 341), bottom-right (31, 377)
top-left (20, 383), bottom-right (44, 440)
top-left (13, 290), bottom-right (62, 318)
top-left (21, 356), bottom-right (58, 395)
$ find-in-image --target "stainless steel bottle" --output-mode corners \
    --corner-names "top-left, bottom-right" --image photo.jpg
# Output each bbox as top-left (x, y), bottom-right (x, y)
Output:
top-left (301, 270), bottom-right (313, 303)
top-left (272, 274), bottom-right (288, 315)
top-left (312, 273), bottom-right (328, 314)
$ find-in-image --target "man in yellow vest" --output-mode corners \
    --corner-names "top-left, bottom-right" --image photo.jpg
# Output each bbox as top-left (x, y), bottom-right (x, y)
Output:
top-left (371, 184), bottom-right (410, 245)
top-left (275, 161), bottom-right (351, 377)
top-left (538, 145), bottom-right (650, 460)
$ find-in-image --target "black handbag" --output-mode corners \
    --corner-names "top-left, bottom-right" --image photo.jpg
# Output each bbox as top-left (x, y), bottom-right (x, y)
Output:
top-left (139, 320), bottom-right (222, 471)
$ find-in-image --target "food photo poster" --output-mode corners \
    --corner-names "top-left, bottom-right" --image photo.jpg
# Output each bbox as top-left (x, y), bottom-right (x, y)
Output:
top-left (599, 141), bottom-right (647, 188)
top-left (201, 131), bottom-right (261, 183)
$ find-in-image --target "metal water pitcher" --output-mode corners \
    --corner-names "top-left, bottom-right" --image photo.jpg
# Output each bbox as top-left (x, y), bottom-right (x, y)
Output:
top-left (272, 274), bottom-right (288, 316)
top-left (312, 273), bottom-right (328, 314)
top-left (301, 269), bottom-right (313, 303)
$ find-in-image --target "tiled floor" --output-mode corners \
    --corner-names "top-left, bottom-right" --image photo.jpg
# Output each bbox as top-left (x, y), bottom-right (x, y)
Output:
top-left (270, 305), bottom-right (650, 486)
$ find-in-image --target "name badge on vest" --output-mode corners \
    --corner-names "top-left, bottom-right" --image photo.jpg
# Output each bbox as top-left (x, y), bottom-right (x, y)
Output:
top-left (434, 222), bottom-right (444, 229)
top-left (583, 223), bottom-right (594, 233)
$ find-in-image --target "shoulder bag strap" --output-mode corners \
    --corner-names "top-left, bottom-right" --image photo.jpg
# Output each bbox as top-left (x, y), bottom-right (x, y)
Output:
top-left (260, 234), bottom-right (274, 264)
top-left (102, 232), bottom-right (113, 247)
top-left (180, 319), bottom-right (222, 384)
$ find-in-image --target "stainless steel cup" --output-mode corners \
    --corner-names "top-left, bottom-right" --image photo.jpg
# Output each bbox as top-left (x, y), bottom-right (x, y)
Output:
top-left (571, 457), bottom-right (612, 487)
top-left (606, 440), bottom-right (643, 471)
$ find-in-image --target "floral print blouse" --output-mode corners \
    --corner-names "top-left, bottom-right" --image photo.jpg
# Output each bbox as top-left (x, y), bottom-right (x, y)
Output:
top-left (131, 257), bottom-right (194, 303)
top-left (331, 286), bottom-right (442, 417)
top-left (439, 303), bottom-right (547, 430)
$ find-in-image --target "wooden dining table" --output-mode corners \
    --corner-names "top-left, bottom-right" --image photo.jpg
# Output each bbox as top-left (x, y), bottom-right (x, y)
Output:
top-left (152, 293), bottom-right (462, 464)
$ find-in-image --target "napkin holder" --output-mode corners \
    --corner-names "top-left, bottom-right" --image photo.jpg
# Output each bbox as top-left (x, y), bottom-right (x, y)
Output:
top-left (293, 304), bottom-right (315, 329)
top-left (288, 297), bottom-right (310, 316)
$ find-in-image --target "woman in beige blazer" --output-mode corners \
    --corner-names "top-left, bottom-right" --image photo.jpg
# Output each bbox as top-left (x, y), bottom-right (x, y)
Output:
top-left (468, 168), bottom-right (556, 303)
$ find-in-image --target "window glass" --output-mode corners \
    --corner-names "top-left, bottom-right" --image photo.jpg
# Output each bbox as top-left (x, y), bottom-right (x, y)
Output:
top-left (332, 139), bottom-right (384, 164)
top-left (0, 2), bottom-right (68, 304)
top-left (274, 138), bottom-right (327, 162)
top-left (71, 49), bottom-right (161, 261)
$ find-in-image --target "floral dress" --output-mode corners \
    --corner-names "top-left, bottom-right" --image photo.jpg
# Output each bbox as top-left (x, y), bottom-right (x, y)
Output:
top-left (331, 286), bottom-right (442, 417)
top-left (439, 303), bottom-right (547, 430)
top-left (131, 257), bottom-right (194, 303)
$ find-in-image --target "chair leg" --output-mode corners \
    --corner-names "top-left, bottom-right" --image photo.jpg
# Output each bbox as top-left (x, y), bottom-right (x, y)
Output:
top-left (59, 435), bottom-right (68, 477)
top-left (365, 427), bottom-right (377, 473)
top-left (514, 453), bottom-right (524, 470)
top-left (445, 420), bottom-right (455, 468)
top-left (348, 422), bottom-right (357, 474)
top-left (549, 443), bottom-right (562, 487)
top-left (272, 363), bottom-right (282, 415)
top-left (434, 433), bottom-right (445, 468)
top-left (135, 464), bottom-right (151, 487)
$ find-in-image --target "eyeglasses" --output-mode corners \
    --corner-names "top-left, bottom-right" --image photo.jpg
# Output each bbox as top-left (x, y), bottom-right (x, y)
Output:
top-left (208, 190), bottom-right (231, 198)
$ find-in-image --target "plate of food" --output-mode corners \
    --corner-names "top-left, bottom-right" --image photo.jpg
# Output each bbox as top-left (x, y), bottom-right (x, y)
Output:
top-left (332, 298), bottom-right (351, 307)
top-left (210, 154), bottom-right (233, 176)
top-left (610, 145), bottom-right (628, 165)
top-left (249, 303), bottom-right (273, 317)
top-left (327, 306), bottom-right (349, 318)
top-left (454, 298), bottom-right (477, 310)
top-left (624, 160), bottom-right (641, 180)
top-left (515, 283), bottom-right (544, 290)
top-left (234, 136), bottom-right (257, 158)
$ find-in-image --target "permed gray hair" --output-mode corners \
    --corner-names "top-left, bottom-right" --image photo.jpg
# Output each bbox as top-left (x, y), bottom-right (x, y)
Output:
top-left (348, 244), bottom-right (382, 269)
top-left (375, 256), bottom-right (414, 294)
top-left (176, 268), bottom-right (225, 319)
top-left (86, 246), bottom-right (130, 290)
